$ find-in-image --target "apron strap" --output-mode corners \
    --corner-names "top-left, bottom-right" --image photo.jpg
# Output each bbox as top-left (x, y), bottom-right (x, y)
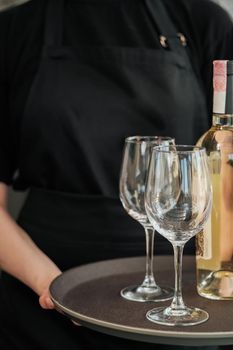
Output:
top-left (144, 0), bottom-right (208, 127)
top-left (144, 0), bottom-right (188, 54)
top-left (144, 0), bottom-right (204, 81)
top-left (44, 0), bottom-right (64, 47)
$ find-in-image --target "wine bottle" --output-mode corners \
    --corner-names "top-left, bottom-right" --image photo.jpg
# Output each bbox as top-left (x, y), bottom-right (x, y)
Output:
top-left (196, 60), bottom-right (233, 300)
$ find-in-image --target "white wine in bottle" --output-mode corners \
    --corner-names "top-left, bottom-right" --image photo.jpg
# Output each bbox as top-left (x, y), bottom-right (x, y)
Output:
top-left (196, 60), bottom-right (233, 300)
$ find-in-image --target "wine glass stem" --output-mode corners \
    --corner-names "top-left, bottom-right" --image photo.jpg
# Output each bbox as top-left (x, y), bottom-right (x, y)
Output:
top-left (171, 244), bottom-right (185, 310)
top-left (142, 226), bottom-right (156, 288)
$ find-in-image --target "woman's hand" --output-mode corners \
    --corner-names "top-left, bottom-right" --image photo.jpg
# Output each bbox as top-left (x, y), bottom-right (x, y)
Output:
top-left (39, 272), bottom-right (82, 326)
top-left (38, 268), bottom-right (62, 309)
top-left (0, 183), bottom-right (63, 309)
top-left (39, 266), bottom-right (62, 310)
top-left (39, 288), bottom-right (55, 309)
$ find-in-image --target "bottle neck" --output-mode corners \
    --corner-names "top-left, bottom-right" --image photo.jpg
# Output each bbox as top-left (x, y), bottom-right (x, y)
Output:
top-left (212, 114), bottom-right (233, 127)
top-left (213, 62), bottom-right (233, 115)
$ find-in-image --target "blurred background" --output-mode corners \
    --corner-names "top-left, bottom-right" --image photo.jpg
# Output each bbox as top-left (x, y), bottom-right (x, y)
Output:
top-left (0, 0), bottom-right (232, 218)
top-left (214, 0), bottom-right (233, 16)
top-left (0, 0), bottom-right (30, 11)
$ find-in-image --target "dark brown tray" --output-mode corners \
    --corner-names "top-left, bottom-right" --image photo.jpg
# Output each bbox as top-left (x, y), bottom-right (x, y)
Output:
top-left (49, 256), bottom-right (233, 346)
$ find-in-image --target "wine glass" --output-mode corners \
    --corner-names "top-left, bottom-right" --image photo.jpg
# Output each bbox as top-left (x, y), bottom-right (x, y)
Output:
top-left (145, 145), bottom-right (212, 326)
top-left (119, 136), bottom-right (174, 302)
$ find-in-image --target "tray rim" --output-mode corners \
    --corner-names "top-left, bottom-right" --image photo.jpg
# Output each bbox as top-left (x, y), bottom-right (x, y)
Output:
top-left (49, 256), bottom-right (233, 343)
top-left (50, 295), bottom-right (233, 340)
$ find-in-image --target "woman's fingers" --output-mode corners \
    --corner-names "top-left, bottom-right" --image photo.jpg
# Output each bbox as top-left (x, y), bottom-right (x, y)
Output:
top-left (39, 290), bottom-right (55, 309)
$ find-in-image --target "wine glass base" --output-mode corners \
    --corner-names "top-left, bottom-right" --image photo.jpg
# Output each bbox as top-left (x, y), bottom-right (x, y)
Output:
top-left (146, 306), bottom-right (209, 326)
top-left (120, 285), bottom-right (174, 302)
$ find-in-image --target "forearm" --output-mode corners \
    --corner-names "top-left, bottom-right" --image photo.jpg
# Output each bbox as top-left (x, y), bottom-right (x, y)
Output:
top-left (0, 206), bottom-right (61, 295)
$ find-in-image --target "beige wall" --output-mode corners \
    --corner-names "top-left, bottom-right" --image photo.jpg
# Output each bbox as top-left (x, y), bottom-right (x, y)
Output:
top-left (214, 0), bottom-right (233, 17)
top-left (0, 0), bottom-right (30, 11)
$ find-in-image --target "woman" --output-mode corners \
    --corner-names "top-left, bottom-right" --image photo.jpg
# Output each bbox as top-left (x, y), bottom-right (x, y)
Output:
top-left (0, 0), bottom-right (232, 349)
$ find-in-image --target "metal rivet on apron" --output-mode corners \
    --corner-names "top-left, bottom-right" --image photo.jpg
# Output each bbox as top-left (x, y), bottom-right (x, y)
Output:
top-left (159, 35), bottom-right (168, 48)
top-left (160, 33), bottom-right (187, 49)
top-left (177, 32), bottom-right (187, 46)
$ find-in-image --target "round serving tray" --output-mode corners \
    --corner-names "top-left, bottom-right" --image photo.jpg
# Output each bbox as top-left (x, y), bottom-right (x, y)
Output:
top-left (49, 256), bottom-right (233, 347)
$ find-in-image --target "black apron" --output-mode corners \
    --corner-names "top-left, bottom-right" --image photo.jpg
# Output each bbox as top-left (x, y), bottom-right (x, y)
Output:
top-left (0, 1), bottom-right (211, 349)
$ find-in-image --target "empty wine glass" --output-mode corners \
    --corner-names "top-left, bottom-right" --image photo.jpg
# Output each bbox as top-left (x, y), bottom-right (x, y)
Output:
top-left (145, 145), bottom-right (212, 325)
top-left (119, 136), bottom-right (174, 302)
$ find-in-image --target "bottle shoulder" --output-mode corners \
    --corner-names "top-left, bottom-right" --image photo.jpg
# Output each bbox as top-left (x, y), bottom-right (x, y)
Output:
top-left (196, 126), bottom-right (233, 153)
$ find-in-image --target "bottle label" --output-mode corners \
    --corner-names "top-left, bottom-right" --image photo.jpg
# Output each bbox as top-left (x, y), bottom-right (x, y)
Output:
top-left (213, 60), bottom-right (228, 114)
top-left (196, 216), bottom-right (212, 259)
top-left (197, 152), bottom-right (220, 260)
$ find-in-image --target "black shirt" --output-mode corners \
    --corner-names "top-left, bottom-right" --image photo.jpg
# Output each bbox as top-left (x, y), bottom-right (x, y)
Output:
top-left (0, 0), bottom-right (233, 190)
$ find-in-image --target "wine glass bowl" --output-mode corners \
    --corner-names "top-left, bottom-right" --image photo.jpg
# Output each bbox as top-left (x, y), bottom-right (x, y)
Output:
top-left (119, 136), bottom-right (174, 302)
top-left (145, 145), bottom-right (212, 325)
